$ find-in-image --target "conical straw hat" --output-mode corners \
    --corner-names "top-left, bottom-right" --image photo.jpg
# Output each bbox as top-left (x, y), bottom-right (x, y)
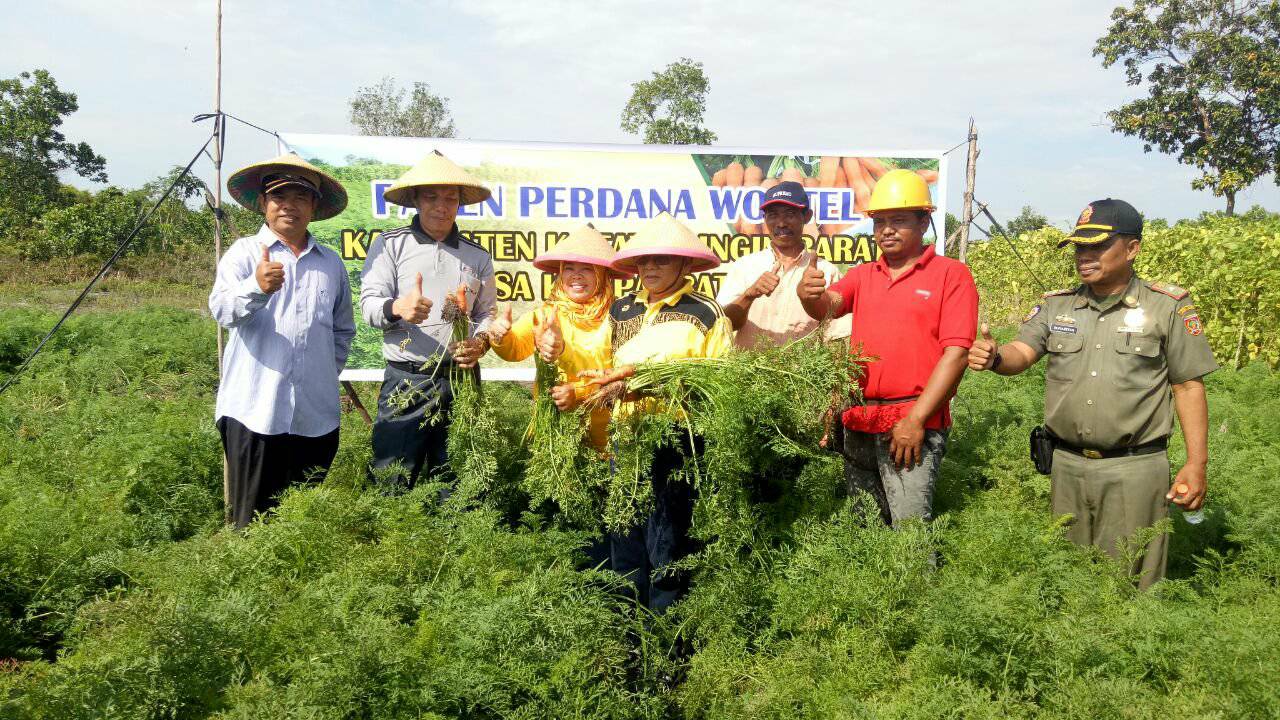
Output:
top-left (383, 150), bottom-right (492, 207)
top-left (611, 212), bottom-right (720, 274)
top-left (227, 153), bottom-right (348, 221)
top-left (533, 223), bottom-right (633, 278)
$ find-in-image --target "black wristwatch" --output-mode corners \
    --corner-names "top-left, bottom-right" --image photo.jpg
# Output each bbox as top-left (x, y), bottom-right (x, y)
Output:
top-left (990, 346), bottom-right (1003, 371)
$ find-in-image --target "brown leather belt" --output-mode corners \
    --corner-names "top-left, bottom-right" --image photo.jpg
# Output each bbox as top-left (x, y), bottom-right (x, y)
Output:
top-left (862, 395), bottom-right (920, 406)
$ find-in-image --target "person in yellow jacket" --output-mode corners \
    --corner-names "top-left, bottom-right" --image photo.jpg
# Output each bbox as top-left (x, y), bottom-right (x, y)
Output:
top-left (486, 223), bottom-right (633, 451)
top-left (599, 212), bottom-right (732, 614)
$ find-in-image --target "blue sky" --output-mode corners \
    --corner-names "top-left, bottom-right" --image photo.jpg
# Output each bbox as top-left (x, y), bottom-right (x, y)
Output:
top-left (4, 0), bottom-right (1277, 229)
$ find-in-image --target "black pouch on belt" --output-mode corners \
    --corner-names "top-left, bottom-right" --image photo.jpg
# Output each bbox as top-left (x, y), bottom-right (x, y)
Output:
top-left (1030, 426), bottom-right (1054, 475)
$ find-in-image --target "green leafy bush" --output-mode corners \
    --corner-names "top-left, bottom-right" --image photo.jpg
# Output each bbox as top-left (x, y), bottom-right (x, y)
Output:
top-left (968, 213), bottom-right (1280, 367)
top-left (1, 306), bottom-right (1278, 718)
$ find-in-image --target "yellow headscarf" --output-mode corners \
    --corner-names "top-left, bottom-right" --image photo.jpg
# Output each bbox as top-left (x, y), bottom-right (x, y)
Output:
top-left (543, 262), bottom-right (614, 331)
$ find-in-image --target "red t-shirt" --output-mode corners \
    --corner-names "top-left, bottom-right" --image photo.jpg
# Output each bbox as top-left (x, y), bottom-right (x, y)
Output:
top-left (828, 245), bottom-right (978, 431)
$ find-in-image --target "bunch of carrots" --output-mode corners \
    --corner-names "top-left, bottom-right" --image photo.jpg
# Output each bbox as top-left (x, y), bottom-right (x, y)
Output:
top-left (710, 156), bottom-right (938, 238)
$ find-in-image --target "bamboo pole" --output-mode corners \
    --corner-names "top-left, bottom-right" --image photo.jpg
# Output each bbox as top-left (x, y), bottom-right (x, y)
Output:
top-left (213, 0), bottom-right (231, 524)
top-left (957, 118), bottom-right (979, 264)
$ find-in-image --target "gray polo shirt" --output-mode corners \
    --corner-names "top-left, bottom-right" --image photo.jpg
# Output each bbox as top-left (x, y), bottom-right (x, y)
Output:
top-left (359, 217), bottom-right (495, 365)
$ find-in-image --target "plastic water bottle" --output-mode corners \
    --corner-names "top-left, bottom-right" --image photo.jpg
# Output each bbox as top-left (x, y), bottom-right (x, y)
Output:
top-left (1173, 483), bottom-right (1204, 524)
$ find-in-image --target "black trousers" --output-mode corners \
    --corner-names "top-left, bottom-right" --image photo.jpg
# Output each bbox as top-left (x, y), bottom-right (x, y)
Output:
top-left (369, 364), bottom-right (453, 492)
top-left (609, 437), bottom-right (702, 614)
top-left (217, 417), bottom-right (339, 529)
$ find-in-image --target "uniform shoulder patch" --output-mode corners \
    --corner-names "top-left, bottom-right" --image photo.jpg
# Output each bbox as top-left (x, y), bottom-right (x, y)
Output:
top-left (1041, 288), bottom-right (1075, 298)
top-left (1147, 281), bottom-right (1189, 300)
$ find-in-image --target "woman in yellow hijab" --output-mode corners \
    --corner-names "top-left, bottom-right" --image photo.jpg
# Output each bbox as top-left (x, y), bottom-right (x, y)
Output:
top-left (487, 223), bottom-right (631, 450)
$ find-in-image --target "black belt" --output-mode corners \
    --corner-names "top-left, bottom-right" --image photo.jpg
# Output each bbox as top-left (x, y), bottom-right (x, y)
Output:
top-left (863, 394), bottom-right (920, 407)
top-left (1052, 434), bottom-right (1167, 460)
top-left (387, 359), bottom-right (445, 375)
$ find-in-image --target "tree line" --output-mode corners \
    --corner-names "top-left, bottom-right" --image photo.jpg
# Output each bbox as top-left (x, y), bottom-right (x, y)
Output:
top-left (1, 1), bottom-right (1276, 262)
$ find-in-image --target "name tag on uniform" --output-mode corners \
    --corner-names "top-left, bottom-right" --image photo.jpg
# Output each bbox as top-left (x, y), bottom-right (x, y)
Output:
top-left (1117, 308), bottom-right (1146, 334)
top-left (1050, 323), bottom-right (1077, 334)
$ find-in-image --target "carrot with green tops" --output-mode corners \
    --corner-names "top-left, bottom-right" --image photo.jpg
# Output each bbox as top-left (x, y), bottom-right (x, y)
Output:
top-left (711, 168), bottom-right (727, 187)
top-left (744, 164), bottom-right (764, 187)
top-left (579, 365), bottom-right (637, 387)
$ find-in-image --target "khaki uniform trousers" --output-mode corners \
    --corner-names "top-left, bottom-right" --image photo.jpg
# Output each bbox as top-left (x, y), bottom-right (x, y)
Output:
top-left (1051, 448), bottom-right (1170, 589)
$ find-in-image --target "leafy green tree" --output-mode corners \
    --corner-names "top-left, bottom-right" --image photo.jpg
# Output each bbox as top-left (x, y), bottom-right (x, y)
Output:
top-left (1005, 205), bottom-right (1049, 236)
top-left (945, 212), bottom-right (960, 238)
top-left (620, 58), bottom-right (717, 145)
top-left (0, 69), bottom-right (107, 234)
top-left (24, 187), bottom-right (148, 260)
top-left (348, 76), bottom-right (457, 138)
top-left (1094, 0), bottom-right (1280, 215)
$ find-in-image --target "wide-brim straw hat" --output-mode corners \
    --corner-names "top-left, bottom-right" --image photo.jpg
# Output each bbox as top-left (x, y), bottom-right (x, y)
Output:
top-left (227, 153), bottom-right (348, 221)
top-left (533, 223), bottom-right (634, 278)
top-left (611, 212), bottom-right (720, 274)
top-left (383, 150), bottom-right (492, 208)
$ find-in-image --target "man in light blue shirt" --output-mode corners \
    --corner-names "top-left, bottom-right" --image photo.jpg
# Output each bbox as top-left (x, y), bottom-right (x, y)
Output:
top-left (211, 154), bottom-right (354, 528)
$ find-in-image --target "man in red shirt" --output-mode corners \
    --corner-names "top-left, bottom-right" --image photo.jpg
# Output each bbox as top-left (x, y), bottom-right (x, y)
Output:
top-left (798, 169), bottom-right (977, 526)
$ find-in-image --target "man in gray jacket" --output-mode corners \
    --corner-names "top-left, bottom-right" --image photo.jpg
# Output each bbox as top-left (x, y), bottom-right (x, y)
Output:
top-left (360, 151), bottom-right (496, 490)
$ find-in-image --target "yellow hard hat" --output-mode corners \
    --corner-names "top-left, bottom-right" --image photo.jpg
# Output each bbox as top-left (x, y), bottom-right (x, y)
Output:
top-left (866, 168), bottom-right (935, 215)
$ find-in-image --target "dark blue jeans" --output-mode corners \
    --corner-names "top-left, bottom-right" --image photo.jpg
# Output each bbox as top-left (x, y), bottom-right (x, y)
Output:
top-left (369, 363), bottom-right (453, 492)
top-left (609, 437), bottom-right (702, 614)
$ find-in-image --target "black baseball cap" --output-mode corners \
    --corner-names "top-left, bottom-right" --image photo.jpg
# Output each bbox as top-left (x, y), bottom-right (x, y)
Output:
top-left (760, 180), bottom-right (810, 210)
top-left (1059, 198), bottom-right (1143, 247)
top-left (262, 172), bottom-right (321, 197)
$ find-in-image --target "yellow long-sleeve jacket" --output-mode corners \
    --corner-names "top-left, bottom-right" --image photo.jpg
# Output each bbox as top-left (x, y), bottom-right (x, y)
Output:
top-left (491, 306), bottom-right (613, 450)
top-left (609, 280), bottom-right (734, 419)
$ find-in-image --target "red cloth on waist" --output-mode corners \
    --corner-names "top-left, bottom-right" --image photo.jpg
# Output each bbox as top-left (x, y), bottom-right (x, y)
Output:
top-left (828, 245), bottom-right (977, 433)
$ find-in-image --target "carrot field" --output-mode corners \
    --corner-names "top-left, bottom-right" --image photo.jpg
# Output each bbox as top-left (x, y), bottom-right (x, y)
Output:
top-left (0, 301), bottom-right (1277, 719)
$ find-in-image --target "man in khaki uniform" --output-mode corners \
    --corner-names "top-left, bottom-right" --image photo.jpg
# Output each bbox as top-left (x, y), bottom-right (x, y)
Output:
top-left (969, 198), bottom-right (1217, 588)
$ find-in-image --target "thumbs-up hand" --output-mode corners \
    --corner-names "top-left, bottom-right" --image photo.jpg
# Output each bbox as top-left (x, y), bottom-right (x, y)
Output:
top-left (797, 251), bottom-right (827, 302)
top-left (968, 323), bottom-right (999, 371)
top-left (255, 244), bottom-right (285, 294)
top-left (747, 260), bottom-right (783, 299)
top-left (535, 308), bottom-right (565, 363)
top-left (487, 304), bottom-right (514, 345)
top-left (393, 271), bottom-right (433, 324)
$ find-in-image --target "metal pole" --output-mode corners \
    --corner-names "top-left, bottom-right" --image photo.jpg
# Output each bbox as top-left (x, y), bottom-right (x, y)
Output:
top-left (213, 0), bottom-right (231, 524)
top-left (958, 118), bottom-right (979, 264)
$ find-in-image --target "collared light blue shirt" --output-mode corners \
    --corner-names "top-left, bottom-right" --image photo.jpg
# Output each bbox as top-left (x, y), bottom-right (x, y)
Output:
top-left (210, 225), bottom-right (355, 436)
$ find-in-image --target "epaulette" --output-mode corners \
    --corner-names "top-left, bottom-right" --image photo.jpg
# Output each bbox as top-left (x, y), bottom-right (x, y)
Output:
top-left (1146, 281), bottom-right (1189, 300)
top-left (1041, 288), bottom-right (1075, 298)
